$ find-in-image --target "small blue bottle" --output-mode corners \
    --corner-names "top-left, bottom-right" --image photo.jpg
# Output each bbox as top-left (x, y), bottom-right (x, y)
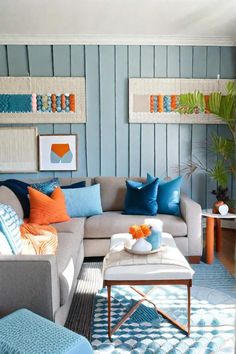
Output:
top-left (146, 224), bottom-right (162, 250)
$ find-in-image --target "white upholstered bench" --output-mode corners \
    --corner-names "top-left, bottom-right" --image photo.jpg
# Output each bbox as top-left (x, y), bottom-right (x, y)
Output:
top-left (103, 232), bottom-right (194, 340)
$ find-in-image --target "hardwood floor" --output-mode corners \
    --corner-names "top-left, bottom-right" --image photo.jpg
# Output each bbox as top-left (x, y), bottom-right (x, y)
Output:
top-left (215, 228), bottom-right (236, 275)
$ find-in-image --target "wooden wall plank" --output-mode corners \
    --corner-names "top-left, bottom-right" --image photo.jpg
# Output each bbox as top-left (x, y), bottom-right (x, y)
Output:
top-left (100, 45), bottom-right (116, 176)
top-left (154, 46), bottom-right (167, 77)
top-left (207, 47), bottom-right (220, 79)
top-left (53, 45), bottom-right (70, 77)
top-left (154, 45), bottom-right (167, 178)
top-left (71, 45), bottom-right (87, 177)
top-left (179, 125), bottom-right (192, 196)
top-left (28, 45), bottom-right (53, 76)
top-left (71, 45), bottom-right (85, 76)
top-left (85, 45), bottom-right (100, 176)
top-left (167, 46), bottom-right (180, 78)
top-left (140, 46), bottom-right (155, 177)
top-left (220, 47), bottom-right (236, 79)
top-left (206, 125), bottom-right (217, 208)
top-left (167, 124), bottom-right (179, 178)
top-left (7, 45), bottom-right (29, 76)
top-left (193, 46), bottom-right (207, 78)
top-left (128, 46), bottom-right (141, 177)
top-left (116, 46), bottom-right (129, 176)
top-left (0, 45), bottom-right (8, 76)
top-left (180, 46), bottom-right (192, 78)
top-left (192, 125), bottom-right (207, 207)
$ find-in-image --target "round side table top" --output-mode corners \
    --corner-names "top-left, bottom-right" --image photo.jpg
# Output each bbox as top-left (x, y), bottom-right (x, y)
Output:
top-left (202, 208), bottom-right (236, 219)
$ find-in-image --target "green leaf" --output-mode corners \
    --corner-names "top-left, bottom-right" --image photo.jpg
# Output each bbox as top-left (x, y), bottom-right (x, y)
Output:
top-left (209, 160), bottom-right (228, 187)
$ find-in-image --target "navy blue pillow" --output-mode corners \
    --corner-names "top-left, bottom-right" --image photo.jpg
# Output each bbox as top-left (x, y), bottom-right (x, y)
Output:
top-left (0, 179), bottom-right (86, 218)
top-left (123, 178), bottom-right (159, 216)
top-left (61, 181), bottom-right (86, 189)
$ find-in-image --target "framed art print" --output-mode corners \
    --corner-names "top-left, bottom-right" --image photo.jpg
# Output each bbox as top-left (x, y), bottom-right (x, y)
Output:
top-left (39, 134), bottom-right (77, 171)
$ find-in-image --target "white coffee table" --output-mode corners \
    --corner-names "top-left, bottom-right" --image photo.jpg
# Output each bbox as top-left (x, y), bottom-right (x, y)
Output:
top-left (103, 232), bottom-right (194, 340)
top-left (202, 209), bottom-right (236, 264)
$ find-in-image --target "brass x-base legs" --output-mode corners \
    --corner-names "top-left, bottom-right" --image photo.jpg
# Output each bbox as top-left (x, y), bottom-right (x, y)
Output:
top-left (105, 279), bottom-right (192, 341)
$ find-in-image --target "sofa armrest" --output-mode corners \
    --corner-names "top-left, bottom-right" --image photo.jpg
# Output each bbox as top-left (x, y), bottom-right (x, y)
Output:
top-left (0, 255), bottom-right (60, 321)
top-left (180, 193), bottom-right (202, 256)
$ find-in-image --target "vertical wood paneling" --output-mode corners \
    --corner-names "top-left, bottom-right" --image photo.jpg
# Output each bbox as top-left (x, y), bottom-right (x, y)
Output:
top-left (71, 45), bottom-right (87, 177)
top-left (167, 124), bottom-right (179, 178)
top-left (154, 46), bottom-right (167, 77)
top-left (116, 46), bottom-right (129, 176)
top-left (192, 125), bottom-right (207, 206)
top-left (100, 45), bottom-right (116, 176)
top-left (207, 47), bottom-right (220, 79)
top-left (0, 44), bottom-right (235, 207)
top-left (180, 47), bottom-right (192, 78)
top-left (167, 46), bottom-right (180, 178)
top-left (128, 46), bottom-right (141, 177)
top-left (220, 47), bottom-right (236, 78)
top-left (167, 46), bottom-right (180, 78)
top-left (28, 45), bottom-right (53, 76)
top-left (0, 45), bottom-right (8, 75)
top-left (179, 125), bottom-right (192, 196)
top-left (53, 45), bottom-right (70, 76)
top-left (53, 45), bottom-right (71, 178)
top-left (154, 46), bottom-right (167, 178)
top-left (7, 45), bottom-right (29, 76)
top-left (206, 125), bottom-right (217, 207)
top-left (85, 45), bottom-right (100, 176)
top-left (141, 46), bottom-right (155, 177)
top-left (71, 46), bottom-right (85, 76)
top-left (193, 46), bottom-right (207, 78)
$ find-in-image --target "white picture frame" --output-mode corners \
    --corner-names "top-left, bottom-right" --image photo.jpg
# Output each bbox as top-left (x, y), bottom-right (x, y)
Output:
top-left (39, 134), bottom-right (77, 171)
top-left (0, 127), bottom-right (38, 172)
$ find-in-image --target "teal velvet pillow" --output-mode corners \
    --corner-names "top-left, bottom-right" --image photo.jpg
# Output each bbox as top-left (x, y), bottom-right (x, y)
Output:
top-left (147, 173), bottom-right (182, 216)
top-left (123, 178), bottom-right (159, 216)
top-left (62, 184), bottom-right (103, 217)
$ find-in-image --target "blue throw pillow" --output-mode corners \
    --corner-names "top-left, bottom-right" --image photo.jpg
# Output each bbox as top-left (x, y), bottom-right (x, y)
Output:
top-left (31, 178), bottom-right (60, 195)
top-left (0, 204), bottom-right (23, 254)
top-left (147, 173), bottom-right (182, 216)
top-left (123, 178), bottom-right (159, 216)
top-left (0, 179), bottom-right (86, 218)
top-left (63, 184), bottom-right (103, 217)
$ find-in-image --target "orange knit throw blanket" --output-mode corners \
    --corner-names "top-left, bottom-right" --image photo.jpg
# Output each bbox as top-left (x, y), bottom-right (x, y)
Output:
top-left (20, 223), bottom-right (58, 255)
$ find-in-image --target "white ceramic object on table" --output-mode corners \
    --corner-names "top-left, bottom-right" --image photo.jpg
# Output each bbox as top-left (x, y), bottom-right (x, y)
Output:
top-left (132, 238), bottom-right (152, 252)
top-left (218, 204), bottom-right (229, 216)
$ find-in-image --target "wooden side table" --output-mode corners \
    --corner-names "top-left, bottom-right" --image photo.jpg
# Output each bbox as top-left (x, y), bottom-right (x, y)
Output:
top-left (202, 209), bottom-right (236, 264)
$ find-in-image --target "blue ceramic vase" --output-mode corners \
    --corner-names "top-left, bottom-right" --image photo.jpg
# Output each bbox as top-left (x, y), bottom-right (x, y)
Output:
top-left (146, 228), bottom-right (162, 250)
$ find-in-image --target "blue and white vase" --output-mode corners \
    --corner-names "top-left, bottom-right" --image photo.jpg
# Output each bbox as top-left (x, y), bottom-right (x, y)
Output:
top-left (146, 219), bottom-right (163, 250)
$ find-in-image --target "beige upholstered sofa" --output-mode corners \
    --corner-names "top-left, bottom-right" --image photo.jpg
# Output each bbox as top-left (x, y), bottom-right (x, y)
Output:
top-left (0, 176), bottom-right (202, 325)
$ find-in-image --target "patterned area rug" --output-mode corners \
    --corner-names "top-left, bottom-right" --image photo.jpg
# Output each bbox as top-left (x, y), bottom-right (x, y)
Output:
top-left (66, 259), bottom-right (236, 353)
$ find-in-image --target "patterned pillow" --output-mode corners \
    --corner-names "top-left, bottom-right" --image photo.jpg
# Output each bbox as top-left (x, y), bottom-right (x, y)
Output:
top-left (0, 204), bottom-right (23, 255)
top-left (31, 178), bottom-right (60, 195)
top-left (0, 231), bottom-right (13, 255)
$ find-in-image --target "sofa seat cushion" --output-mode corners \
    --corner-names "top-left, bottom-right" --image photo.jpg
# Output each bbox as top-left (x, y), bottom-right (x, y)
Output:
top-left (55, 218), bottom-right (85, 305)
top-left (85, 211), bottom-right (187, 239)
top-left (52, 217), bottom-right (85, 234)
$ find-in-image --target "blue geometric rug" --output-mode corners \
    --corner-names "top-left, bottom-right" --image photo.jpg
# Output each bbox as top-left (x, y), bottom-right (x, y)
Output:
top-left (91, 259), bottom-right (236, 353)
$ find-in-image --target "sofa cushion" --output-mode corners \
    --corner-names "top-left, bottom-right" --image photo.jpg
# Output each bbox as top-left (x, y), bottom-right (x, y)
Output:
top-left (0, 186), bottom-right (24, 219)
top-left (85, 211), bottom-right (187, 239)
top-left (56, 218), bottom-right (85, 305)
top-left (52, 217), bottom-right (86, 234)
top-left (94, 176), bottom-right (145, 211)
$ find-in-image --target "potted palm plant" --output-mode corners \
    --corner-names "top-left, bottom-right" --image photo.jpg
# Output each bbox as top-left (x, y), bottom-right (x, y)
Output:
top-left (179, 81), bottom-right (236, 211)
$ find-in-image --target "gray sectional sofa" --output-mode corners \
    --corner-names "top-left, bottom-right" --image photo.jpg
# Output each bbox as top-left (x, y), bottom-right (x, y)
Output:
top-left (0, 176), bottom-right (202, 325)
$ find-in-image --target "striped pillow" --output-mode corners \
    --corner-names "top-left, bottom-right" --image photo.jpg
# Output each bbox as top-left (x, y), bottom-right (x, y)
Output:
top-left (0, 204), bottom-right (23, 255)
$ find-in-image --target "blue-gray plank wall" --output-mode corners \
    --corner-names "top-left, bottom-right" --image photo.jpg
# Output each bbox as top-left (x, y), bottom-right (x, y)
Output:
top-left (0, 45), bottom-right (235, 208)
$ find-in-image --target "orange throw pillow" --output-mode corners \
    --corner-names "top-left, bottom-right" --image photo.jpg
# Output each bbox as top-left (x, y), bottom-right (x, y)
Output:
top-left (28, 186), bottom-right (70, 225)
